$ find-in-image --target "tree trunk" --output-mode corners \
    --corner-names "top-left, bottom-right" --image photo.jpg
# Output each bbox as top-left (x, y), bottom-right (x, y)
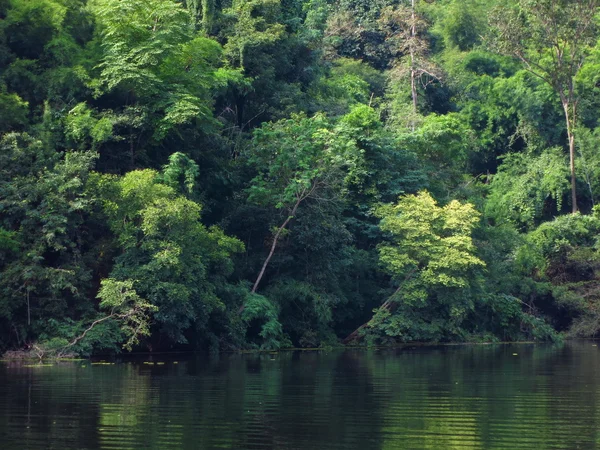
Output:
top-left (342, 269), bottom-right (419, 344)
top-left (342, 297), bottom-right (396, 344)
top-left (250, 199), bottom-right (302, 295)
top-left (562, 99), bottom-right (578, 213)
top-left (129, 131), bottom-right (135, 169)
top-left (26, 289), bottom-right (30, 327)
top-left (410, 0), bottom-right (417, 130)
top-left (236, 93), bottom-right (245, 129)
top-left (411, 67), bottom-right (417, 118)
top-left (569, 131), bottom-right (578, 213)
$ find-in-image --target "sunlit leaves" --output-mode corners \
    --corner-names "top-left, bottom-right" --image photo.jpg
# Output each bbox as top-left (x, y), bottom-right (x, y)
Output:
top-left (486, 148), bottom-right (570, 228)
top-left (377, 191), bottom-right (484, 293)
top-left (95, 169), bottom-right (243, 343)
top-left (96, 279), bottom-right (158, 351)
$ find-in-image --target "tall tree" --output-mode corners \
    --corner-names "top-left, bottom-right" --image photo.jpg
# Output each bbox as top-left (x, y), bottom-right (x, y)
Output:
top-left (379, 0), bottom-right (439, 128)
top-left (490, 0), bottom-right (600, 212)
top-left (344, 192), bottom-right (485, 343)
top-left (245, 113), bottom-right (362, 296)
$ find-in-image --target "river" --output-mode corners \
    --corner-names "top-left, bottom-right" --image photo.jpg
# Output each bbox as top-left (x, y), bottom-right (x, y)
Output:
top-left (1, 342), bottom-right (599, 449)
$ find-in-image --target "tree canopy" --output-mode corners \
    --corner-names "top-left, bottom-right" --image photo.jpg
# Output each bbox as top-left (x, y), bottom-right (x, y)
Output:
top-left (3, 0), bottom-right (600, 355)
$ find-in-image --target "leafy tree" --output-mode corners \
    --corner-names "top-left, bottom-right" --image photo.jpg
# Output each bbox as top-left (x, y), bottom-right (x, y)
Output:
top-left (575, 126), bottom-right (600, 206)
top-left (91, 0), bottom-right (191, 94)
top-left (396, 113), bottom-right (474, 197)
top-left (183, 0), bottom-right (215, 33)
top-left (89, 0), bottom-right (233, 166)
top-left (0, 133), bottom-right (97, 348)
top-left (93, 279), bottom-right (157, 351)
top-left (517, 213), bottom-right (600, 337)
top-left (36, 279), bottom-right (158, 358)
top-left (245, 112), bottom-right (362, 295)
top-left (490, 0), bottom-right (600, 212)
top-left (323, 0), bottom-right (393, 70)
top-left (222, 0), bottom-right (285, 70)
top-left (92, 168), bottom-right (244, 344)
top-left (486, 148), bottom-right (570, 229)
top-left (438, 0), bottom-right (486, 52)
top-left (345, 191), bottom-right (485, 343)
top-left (1, 0), bottom-right (594, 353)
top-left (379, 1), bottom-right (441, 124)
top-left (0, 89), bottom-right (28, 132)
top-left (1, 0), bottom-right (67, 60)
top-left (159, 152), bottom-right (200, 196)
top-left (240, 292), bottom-right (291, 349)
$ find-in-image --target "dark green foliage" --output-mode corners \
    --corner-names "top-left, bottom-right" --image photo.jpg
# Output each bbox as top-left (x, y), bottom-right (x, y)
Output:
top-left (3, 0), bottom-right (600, 356)
top-left (240, 292), bottom-right (291, 349)
top-left (91, 169), bottom-right (244, 344)
top-left (0, 132), bottom-right (97, 350)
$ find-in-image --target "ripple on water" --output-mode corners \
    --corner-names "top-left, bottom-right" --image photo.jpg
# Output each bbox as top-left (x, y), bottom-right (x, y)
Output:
top-left (1, 343), bottom-right (600, 449)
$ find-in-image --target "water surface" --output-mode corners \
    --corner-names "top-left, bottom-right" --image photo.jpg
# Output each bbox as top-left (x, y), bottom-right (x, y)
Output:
top-left (1, 342), bottom-right (599, 449)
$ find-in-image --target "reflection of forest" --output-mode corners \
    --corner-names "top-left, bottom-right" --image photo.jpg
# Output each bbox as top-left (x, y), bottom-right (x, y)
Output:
top-left (1, 343), bottom-right (600, 449)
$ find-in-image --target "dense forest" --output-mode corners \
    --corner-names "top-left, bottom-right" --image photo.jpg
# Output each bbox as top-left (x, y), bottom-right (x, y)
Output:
top-left (2, 0), bottom-right (600, 356)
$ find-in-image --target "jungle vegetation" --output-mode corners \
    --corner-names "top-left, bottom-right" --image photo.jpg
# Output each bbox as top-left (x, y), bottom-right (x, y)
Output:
top-left (1, 0), bottom-right (600, 355)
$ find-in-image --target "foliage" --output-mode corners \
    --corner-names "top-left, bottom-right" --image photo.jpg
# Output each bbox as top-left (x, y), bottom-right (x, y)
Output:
top-left (486, 148), bottom-right (570, 228)
top-left (222, 0), bottom-right (285, 70)
top-left (96, 279), bottom-right (158, 351)
top-left (160, 152), bottom-right (200, 196)
top-left (353, 192), bottom-right (485, 343)
top-left (3, 0), bottom-right (600, 354)
top-left (0, 89), bottom-right (28, 132)
top-left (247, 112), bottom-right (362, 209)
top-left (0, 132), bottom-right (97, 351)
top-left (92, 169), bottom-right (244, 344)
top-left (489, 0), bottom-right (600, 212)
top-left (240, 292), bottom-right (291, 349)
top-left (396, 113), bottom-right (475, 196)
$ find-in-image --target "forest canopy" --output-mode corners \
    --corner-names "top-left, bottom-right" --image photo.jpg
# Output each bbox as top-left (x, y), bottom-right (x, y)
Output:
top-left (1, 0), bottom-right (600, 355)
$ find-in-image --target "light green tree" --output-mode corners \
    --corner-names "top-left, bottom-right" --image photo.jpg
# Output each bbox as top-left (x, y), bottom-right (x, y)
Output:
top-left (344, 191), bottom-right (485, 343)
top-left (93, 169), bottom-right (243, 343)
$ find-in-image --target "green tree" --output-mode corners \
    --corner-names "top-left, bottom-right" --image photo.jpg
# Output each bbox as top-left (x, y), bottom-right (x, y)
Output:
top-left (575, 127), bottom-right (600, 206)
top-left (490, 0), bottom-right (600, 212)
top-left (0, 89), bottom-right (28, 132)
top-left (245, 113), bottom-right (362, 295)
top-left (93, 169), bottom-right (243, 344)
top-left (89, 0), bottom-right (232, 165)
top-left (379, 1), bottom-right (440, 124)
top-left (345, 191), bottom-right (485, 343)
top-left (486, 148), bottom-right (570, 229)
top-left (39, 279), bottom-right (158, 358)
top-left (0, 133), bottom-right (97, 348)
top-left (396, 113), bottom-right (474, 197)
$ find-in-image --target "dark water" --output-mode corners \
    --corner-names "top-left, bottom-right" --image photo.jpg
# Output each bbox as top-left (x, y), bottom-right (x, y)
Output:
top-left (1, 342), bottom-right (600, 449)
